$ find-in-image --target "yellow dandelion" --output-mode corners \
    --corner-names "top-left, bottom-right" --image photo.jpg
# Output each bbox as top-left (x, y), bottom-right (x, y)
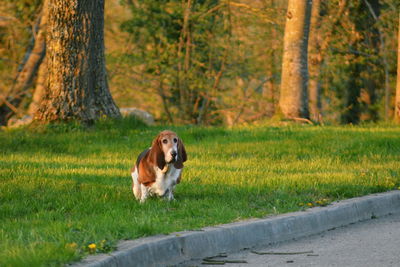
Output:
top-left (88, 243), bottom-right (96, 253)
top-left (307, 202), bottom-right (313, 207)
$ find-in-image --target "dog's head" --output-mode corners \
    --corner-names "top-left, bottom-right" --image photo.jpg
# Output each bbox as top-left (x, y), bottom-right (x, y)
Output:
top-left (149, 130), bottom-right (187, 170)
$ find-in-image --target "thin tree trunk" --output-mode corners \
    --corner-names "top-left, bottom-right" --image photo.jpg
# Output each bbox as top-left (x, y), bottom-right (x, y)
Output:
top-left (395, 12), bottom-right (400, 123)
top-left (341, 62), bottom-right (361, 124)
top-left (363, 0), bottom-right (391, 121)
top-left (340, 1), bottom-right (380, 124)
top-left (308, 0), bottom-right (322, 122)
top-left (262, 0), bottom-right (276, 118)
top-left (0, 0), bottom-right (48, 125)
top-left (360, 0), bottom-right (380, 122)
top-left (157, 76), bottom-right (174, 123)
top-left (308, 0), bottom-right (347, 123)
top-left (177, 0), bottom-right (192, 122)
top-left (28, 57), bottom-right (47, 116)
top-left (35, 0), bottom-right (120, 123)
top-left (278, 0), bottom-right (312, 119)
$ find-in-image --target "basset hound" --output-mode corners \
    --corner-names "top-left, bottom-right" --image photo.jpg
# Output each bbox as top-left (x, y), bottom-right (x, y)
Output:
top-left (131, 130), bottom-right (187, 203)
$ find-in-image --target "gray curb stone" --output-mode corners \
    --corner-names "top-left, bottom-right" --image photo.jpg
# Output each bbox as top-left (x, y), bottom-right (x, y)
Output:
top-left (72, 190), bottom-right (400, 267)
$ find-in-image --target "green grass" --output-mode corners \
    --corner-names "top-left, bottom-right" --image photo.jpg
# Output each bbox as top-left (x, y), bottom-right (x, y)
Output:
top-left (1, 119), bottom-right (400, 266)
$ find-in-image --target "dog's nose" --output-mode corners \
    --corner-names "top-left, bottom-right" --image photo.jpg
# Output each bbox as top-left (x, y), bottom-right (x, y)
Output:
top-left (171, 151), bottom-right (177, 157)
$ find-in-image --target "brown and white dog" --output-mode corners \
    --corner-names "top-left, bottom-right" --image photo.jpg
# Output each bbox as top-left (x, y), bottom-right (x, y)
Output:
top-left (131, 130), bottom-right (187, 203)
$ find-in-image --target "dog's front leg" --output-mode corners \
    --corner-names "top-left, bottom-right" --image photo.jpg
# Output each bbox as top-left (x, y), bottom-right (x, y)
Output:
top-left (164, 189), bottom-right (175, 201)
top-left (139, 184), bottom-right (149, 203)
top-left (131, 169), bottom-right (141, 200)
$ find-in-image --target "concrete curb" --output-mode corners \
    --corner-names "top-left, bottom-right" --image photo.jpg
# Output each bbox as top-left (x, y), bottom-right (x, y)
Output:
top-left (73, 190), bottom-right (400, 267)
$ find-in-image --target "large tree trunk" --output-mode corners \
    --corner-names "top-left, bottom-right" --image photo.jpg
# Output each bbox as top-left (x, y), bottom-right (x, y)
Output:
top-left (0, 0), bottom-right (48, 125)
top-left (395, 13), bottom-right (400, 123)
top-left (35, 0), bottom-right (120, 123)
top-left (308, 0), bottom-right (322, 122)
top-left (278, 0), bottom-right (312, 119)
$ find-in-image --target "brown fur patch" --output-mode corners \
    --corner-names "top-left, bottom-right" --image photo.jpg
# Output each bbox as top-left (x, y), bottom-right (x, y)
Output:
top-left (138, 152), bottom-right (156, 186)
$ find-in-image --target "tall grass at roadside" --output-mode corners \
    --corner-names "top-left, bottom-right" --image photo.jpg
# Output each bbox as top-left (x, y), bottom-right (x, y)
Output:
top-left (1, 119), bottom-right (399, 266)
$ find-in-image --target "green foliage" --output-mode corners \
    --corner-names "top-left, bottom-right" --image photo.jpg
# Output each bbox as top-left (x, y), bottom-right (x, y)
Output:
top-left (1, 122), bottom-right (400, 266)
top-left (321, 0), bottom-right (398, 123)
top-left (5, 0), bottom-right (42, 21)
top-left (120, 0), bottom-right (232, 124)
top-left (2, 0), bottom-right (400, 126)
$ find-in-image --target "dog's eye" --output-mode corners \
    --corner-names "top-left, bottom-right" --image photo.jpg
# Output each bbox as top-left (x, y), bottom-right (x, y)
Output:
top-left (162, 139), bottom-right (168, 144)
top-left (173, 138), bottom-right (177, 143)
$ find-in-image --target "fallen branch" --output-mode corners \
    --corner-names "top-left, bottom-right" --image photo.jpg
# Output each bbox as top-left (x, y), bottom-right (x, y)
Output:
top-left (202, 253), bottom-right (247, 265)
top-left (251, 250), bottom-right (314, 255)
top-left (0, 94), bottom-right (19, 114)
top-left (202, 259), bottom-right (248, 265)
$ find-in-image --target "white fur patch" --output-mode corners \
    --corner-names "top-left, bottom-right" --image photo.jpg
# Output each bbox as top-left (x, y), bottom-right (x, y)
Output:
top-left (131, 164), bottom-right (182, 203)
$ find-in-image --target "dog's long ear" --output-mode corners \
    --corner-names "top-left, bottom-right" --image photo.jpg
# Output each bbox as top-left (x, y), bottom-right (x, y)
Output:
top-left (174, 138), bottom-right (187, 169)
top-left (149, 135), bottom-right (166, 170)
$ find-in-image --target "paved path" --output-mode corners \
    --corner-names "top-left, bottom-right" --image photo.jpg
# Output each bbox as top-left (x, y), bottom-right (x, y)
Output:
top-left (180, 212), bottom-right (400, 267)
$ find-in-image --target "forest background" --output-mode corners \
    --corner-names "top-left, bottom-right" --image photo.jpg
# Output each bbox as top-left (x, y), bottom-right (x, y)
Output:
top-left (2, 1), bottom-right (400, 265)
top-left (1, 0), bottom-right (400, 126)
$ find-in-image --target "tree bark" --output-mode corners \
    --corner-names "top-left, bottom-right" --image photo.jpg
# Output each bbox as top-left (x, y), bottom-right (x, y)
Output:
top-left (278, 0), bottom-right (312, 119)
top-left (395, 12), bottom-right (400, 123)
top-left (35, 0), bottom-right (120, 123)
top-left (307, 0), bottom-right (322, 122)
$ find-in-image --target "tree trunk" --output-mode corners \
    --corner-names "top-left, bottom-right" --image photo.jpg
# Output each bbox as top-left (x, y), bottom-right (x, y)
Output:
top-left (262, 0), bottom-right (277, 118)
top-left (341, 62), bottom-right (361, 124)
top-left (395, 12), bottom-right (400, 123)
top-left (360, 0), bottom-right (380, 122)
top-left (28, 57), bottom-right (47, 116)
top-left (340, 0), bottom-right (381, 124)
top-left (35, 0), bottom-right (120, 123)
top-left (278, 0), bottom-right (312, 119)
top-left (308, 0), bottom-right (322, 122)
top-left (0, 0), bottom-right (48, 125)
top-left (177, 0), bottom-right (192, 122)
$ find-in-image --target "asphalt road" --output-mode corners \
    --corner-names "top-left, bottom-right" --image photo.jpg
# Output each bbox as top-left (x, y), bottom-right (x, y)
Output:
top-left (179, 212), bottom-right (400, 267)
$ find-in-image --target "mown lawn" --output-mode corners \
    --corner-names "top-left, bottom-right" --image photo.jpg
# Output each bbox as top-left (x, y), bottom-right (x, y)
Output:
top-left (1, 119), bottom-right (399, 266)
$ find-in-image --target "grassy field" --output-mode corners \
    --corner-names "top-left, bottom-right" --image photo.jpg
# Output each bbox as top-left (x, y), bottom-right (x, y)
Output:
top-left (1, 119), bottom-right (399, 266)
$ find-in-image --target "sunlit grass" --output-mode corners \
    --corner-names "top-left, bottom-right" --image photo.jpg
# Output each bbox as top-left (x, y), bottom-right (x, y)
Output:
top-left (1, 119), bottom-right (399, 266)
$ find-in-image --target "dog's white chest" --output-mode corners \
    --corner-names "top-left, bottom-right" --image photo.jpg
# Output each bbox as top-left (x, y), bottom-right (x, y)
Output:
top-left (150, 165), bottom-right (181, 196)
